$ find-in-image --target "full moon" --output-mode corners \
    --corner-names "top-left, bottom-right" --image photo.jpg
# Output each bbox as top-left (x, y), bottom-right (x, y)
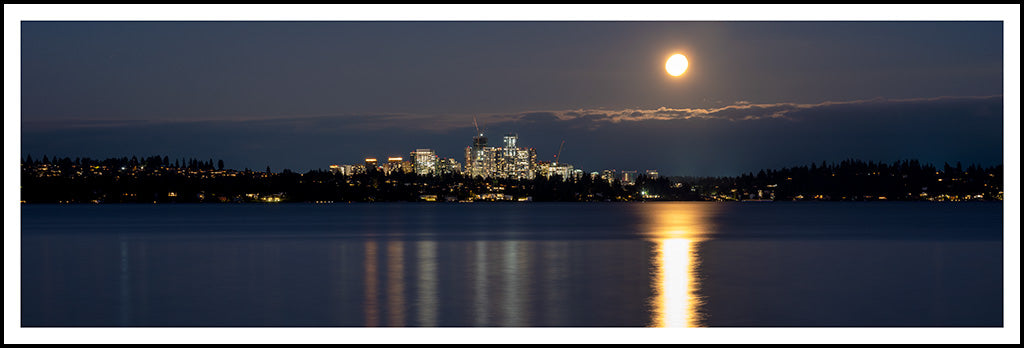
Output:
top-left (666, 54), bottom-right (688, 76)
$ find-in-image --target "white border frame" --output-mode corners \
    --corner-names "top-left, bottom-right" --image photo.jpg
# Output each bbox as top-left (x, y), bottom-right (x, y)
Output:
top-left (5, 4), bottom-right (1020, 344)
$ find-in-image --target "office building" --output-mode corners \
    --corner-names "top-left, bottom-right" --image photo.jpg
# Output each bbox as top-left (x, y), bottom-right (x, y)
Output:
top-left (412, 149), bottom-right (438, 175)
top-left (437, 158), bottom-right (462, 175)
top-left (383, 156), bottom-right (408, 175)
top-left (465, 132), bottom-right (497, 178)
top-left (548, 162), bottom-right (574, 180)
top-left (328, 164), bottom-right (356, 176)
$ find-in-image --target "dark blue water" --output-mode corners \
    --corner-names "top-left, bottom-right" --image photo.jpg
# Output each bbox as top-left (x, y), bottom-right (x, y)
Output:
top-left (20, 202), bottom-right (1004, 327)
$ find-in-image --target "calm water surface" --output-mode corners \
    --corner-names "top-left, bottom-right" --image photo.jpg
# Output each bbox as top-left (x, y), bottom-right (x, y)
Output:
top-left (21, 202), bottom-right (1003, 327)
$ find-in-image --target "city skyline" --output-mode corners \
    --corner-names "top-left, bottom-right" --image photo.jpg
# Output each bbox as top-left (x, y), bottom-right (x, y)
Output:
top-left (20, 152), bottom-right (1004, 204)
top-left (327, 130), bottom-right (653, 183)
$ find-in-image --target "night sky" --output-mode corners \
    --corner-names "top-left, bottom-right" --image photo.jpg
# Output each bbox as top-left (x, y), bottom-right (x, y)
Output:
top-left (20, 21), bottom-right (1004, 176)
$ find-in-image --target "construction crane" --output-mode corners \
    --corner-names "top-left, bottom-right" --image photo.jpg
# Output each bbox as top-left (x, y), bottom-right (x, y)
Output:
top-left (554, 140), bottom-right (566, 164)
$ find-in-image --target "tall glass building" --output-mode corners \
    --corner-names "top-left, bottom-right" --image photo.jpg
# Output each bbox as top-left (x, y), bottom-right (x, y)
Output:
top-left (467, 131), bottom-right (538, 179)
top-left (465, 132), bottom-right (496, 178)
top-left (412, 149), bottom-right (438, 175)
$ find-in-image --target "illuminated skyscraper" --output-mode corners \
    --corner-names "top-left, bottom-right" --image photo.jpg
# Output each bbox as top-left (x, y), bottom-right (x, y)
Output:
top-left (350, 164), bottom-right (367, 175)
top-left (364, 158), bottom-right (379, 173)
top-left (436, 158), bottom-right (462, 175)
top-left (515, 147), bottom-right (537, 180)
top-left (465, 132), bottom-right (496, 178)
top-left (383, 156), bottom-right (406, 175)
top-left (548, 162), bottom-right (574, 180)
top-left (412, 149), bottom-right (438, 175)
top-left (329, 164), bottom-right (357, 176)
top-left (503, 133), bottom-right (518, 155)
top-left (492, 133), bottom-right (536, 180)
top-left (499, 133), bottom-right (518, 179)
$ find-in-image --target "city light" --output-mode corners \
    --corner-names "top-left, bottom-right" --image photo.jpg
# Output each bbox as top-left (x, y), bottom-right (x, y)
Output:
top-left (20, 150), bottom-right (1001, 204)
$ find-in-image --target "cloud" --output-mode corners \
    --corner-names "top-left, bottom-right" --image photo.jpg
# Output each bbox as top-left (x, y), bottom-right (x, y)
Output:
top-left (515, 112), bottom-right (562, 123)
top-left (527, 95), bottom-right (1003, 125)
top-left (24, 95), bottom-right (1001, 134)
top-left (21, 95), bottom-right (1004, 176)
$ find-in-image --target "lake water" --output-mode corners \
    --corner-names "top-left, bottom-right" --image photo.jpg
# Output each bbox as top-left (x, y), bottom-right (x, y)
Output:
top-left (20, 202), bottom-right (1004, 327)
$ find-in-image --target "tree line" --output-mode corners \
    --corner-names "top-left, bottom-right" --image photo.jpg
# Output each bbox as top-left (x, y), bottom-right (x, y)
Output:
top-left (679, 159), bottom-right (1003, 201)
top-left (23, 154), bottom-right (226, 171)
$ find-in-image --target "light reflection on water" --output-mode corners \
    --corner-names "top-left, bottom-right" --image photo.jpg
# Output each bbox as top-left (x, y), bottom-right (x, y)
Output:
top-left (360, 239), bottom-right (543, 327)
top-left (642, 203), bottom-right (719, 327)
top-left (651, 239), bottom-right (701, 327)
top-left (352, 203), bottom-right (719, 327)
top-left (385, 240), bottom-right (405, 326)
top-left (501, 240), bottom-right (528, 326)
top-left (415, 240), bottom-right (438, 327)
top-left (363, 240), bottom-right (379, 327)
top-left (20, 203), bottom-right (1003, 327)
top-left (471, 240), bottom-right (490, 326)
